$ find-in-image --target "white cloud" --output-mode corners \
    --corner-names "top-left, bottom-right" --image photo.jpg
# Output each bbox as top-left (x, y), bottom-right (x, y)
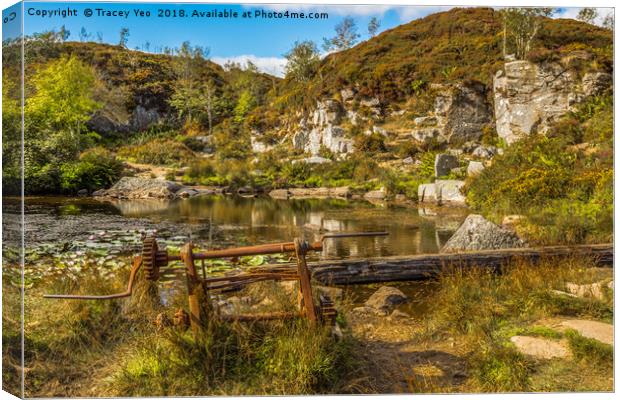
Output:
top-left (394, 6), bottom-right (454, 23)
top-left (247, 4), bottom-right (453, 22)
top-left (212, 55), bottom-right (288, 77)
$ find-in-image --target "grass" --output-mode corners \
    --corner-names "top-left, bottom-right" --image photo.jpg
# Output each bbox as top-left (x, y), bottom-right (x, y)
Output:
top-left (417, 255), bottom-right (613, 392)
top-left (6, 261), bottom-right (360, 397)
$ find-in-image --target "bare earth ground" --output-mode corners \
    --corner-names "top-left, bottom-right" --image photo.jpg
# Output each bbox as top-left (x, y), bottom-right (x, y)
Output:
top-left (347, 312), bottom-right (468, 393)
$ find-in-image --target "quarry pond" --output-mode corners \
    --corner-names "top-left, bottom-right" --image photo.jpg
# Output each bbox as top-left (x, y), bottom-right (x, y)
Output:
top-left (7, 194), bottom-right (468, 293)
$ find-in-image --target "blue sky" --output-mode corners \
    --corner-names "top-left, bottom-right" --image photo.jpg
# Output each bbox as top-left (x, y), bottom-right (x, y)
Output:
top-left (3, 2), bottom-right (612, 76)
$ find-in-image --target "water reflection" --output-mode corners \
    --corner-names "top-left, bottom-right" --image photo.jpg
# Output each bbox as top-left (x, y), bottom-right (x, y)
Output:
top-left (106, 196), bottom-right (468, 259)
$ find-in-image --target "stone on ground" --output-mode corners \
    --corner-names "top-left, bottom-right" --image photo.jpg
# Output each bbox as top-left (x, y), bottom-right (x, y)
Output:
top-left (434, 153), bottom-right (459, 177)
top-left (364, 286), bottom-right (408, 313)
top-left (559, 320), bottom-right (613, 345)
top-left (441, 214), bottom-right (526, 252)
top-left (565, 281), bottom-right (611, 301)
top-left (510, 336), bottom-right (570, 359)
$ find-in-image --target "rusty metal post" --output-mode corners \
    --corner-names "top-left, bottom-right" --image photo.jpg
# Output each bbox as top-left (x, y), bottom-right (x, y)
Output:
top-left (181, 242), bottom-right (204, 334)
top-left (294, 238), bottom-right (317, 325)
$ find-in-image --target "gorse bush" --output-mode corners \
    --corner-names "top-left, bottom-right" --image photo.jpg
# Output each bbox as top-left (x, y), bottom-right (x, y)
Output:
top-left (465, 93), bottom-right (613, 244)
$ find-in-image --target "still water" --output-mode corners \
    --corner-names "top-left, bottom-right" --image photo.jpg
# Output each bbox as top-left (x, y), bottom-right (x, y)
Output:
top-left (19, 195), bottom-right (468, 260)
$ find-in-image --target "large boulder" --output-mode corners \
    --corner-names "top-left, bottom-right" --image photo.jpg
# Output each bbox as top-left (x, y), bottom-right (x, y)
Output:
top-left (441, 214), bottom-right (526, 252)
top-left (100, 177), bottom-right (183, 199)
top-left (364, 286), bottom-right (408, 313)
top-left (434, 153), bottom-right (459, 177)
top-left (418, 180), bottom-right (466, 205)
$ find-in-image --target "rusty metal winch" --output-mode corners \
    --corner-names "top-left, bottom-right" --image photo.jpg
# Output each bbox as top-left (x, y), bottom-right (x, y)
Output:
top-left (45, 231), bottom-right (388, 333)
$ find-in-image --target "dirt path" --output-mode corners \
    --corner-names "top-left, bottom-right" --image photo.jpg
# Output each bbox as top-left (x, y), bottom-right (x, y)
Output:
top-left (347, 311), bottom-right (468, 393)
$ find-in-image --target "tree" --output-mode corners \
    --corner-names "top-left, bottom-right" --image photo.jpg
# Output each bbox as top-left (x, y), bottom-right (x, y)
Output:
top-left (119, 27), bottom-right (130, 48)
top-left (58, 25), bottom-right (70, 42)
top-left (26, 55), bottom-right (100, 157)
top-left (602, 12), bottom-right (614, 30)
top-left (577, 8), bottom-right (598, 25)
top-left (501, 8), bottom-right (556, 60)
top-left (284, 40), bottom-right (321, 82)
top-left (323, 17), bottom-right (360, 52)
top-left (168, 41), bottom-right (215, 129)
top-left (79, 27), bottom-right (90, 42)
top-left (368, 17), bottom-right (381, 37)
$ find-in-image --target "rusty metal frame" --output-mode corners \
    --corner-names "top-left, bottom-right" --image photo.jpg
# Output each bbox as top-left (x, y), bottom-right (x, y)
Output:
top-left (45, 231), bottom-right (388, 330)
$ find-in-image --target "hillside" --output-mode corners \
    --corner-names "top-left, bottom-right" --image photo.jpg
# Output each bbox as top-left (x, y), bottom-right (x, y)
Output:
top-left (254, 7), bottom-right (611, 122)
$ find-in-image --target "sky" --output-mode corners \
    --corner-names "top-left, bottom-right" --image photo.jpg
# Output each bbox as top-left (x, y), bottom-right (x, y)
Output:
top-left (2, 2), bottom-right (613, 77)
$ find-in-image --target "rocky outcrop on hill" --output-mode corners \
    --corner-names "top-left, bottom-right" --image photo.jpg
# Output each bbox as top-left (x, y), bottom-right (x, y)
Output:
top-left (409, 81), bottom-right (493, 146)
top-left (493, 60), bottom-right (612, 144)
top-left (292, 99), bottom-right (355, 156)
top-left (441, 214), bottom-right (526, 252)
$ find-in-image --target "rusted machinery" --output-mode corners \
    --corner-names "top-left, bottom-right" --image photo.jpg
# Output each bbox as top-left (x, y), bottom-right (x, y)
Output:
top-left (45, 232), bottom-right (388, 332)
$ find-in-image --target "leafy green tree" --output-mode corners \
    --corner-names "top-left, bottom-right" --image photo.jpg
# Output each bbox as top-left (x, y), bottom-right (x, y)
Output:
top-left (501, 8), bottom-right (555, 60)
top-left (168, 41), bottom-right (216, 128)
top-left (368, 17), bottom-right (381, 37)
top-left (577, 8), bottom-right (598, 25)
top-left (233, 90), bottom-right (255, 123)
top-left (323, 17), bottom-right (360, 52)
top-left (26, 55), bottom-right (100, 145)
top-left (284, 40), bottom-right (321, 82)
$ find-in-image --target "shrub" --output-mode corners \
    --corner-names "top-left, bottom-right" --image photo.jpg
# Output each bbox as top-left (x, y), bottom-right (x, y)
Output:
top-left (117, 139), bottom-right (195, 166)
top-left (59, 147), bottom-right (123, 193)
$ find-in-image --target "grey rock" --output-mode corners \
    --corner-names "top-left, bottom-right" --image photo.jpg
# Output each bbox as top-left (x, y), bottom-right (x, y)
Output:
top-left (510, 336), bottom-right (570, 359)
top-left (176, 188), bottom-right (200, 198)
top-left (559, 319), bottom-right (613, 345)
top-left (101, 177), bottom-right (182, 199)
top-left (494, 61), bottom-right (578, 144)
top-left (435, 180), bottom-right (466, 204)
top-left (472, 146), bottom-right (498, 159)
top-left (361, 97), bottom-right (381, 107)
top-left (434, 153), bottom-right (459, 178)
top-left (582, 72), bottom-right (612, 97)
top-left (364, 286), bottom-right (408, 312)
top-left (388, 310), bottom-right (411, 320)
top-left (352, 306), bottom-right (387, 317)
top-left (269, 189), bottom-right (290, 199)
top-left (77, 189), bottom-right (88, 197)
top-left (435, 81), bottom-right (493, 143)
top-left (363, 188), bottom-right (386, 200)
top-left (402, 156), bottom-right (414, 165)
top-left (91, 189), bottom-right (106, 197)
top-left (341, 88), bottom-right (356, 102)
top-left (467, 161), bottom-right (485, 176)
top-left (441, 214), bottom-right (526, 252)
top-left (414, 116), bottom-right (438, 126)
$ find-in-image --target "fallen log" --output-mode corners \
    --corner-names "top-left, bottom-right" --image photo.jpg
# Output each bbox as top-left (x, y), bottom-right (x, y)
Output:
top-left (308, 244), bottom-right (613, 285)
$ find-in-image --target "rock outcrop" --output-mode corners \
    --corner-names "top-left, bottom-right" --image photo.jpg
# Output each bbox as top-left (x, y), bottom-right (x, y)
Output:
top-left (493, 60), bottom-right (612, 144)
top-left (441, 214), bottom-right (526, 252)
top-left (94, 177), bottom-right (182, 199)
top-left (364, 286), bottom-right (408, 314)
top-left (410, 81), bottom-right (493, 145)
top-left (292, 99), bottom-right (354, 156)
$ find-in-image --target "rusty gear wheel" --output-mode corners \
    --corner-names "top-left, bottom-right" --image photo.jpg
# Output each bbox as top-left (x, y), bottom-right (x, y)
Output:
top-left (142, 236), bottom-right (162, 281)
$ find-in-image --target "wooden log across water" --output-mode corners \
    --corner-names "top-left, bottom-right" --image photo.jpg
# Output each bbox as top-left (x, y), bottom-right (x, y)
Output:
top-left (306, 244), bottom-right (613, 285)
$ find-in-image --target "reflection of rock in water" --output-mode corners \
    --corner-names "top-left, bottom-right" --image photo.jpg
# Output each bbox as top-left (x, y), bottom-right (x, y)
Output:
top-left (107, 199), bottom-right (172, 216)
